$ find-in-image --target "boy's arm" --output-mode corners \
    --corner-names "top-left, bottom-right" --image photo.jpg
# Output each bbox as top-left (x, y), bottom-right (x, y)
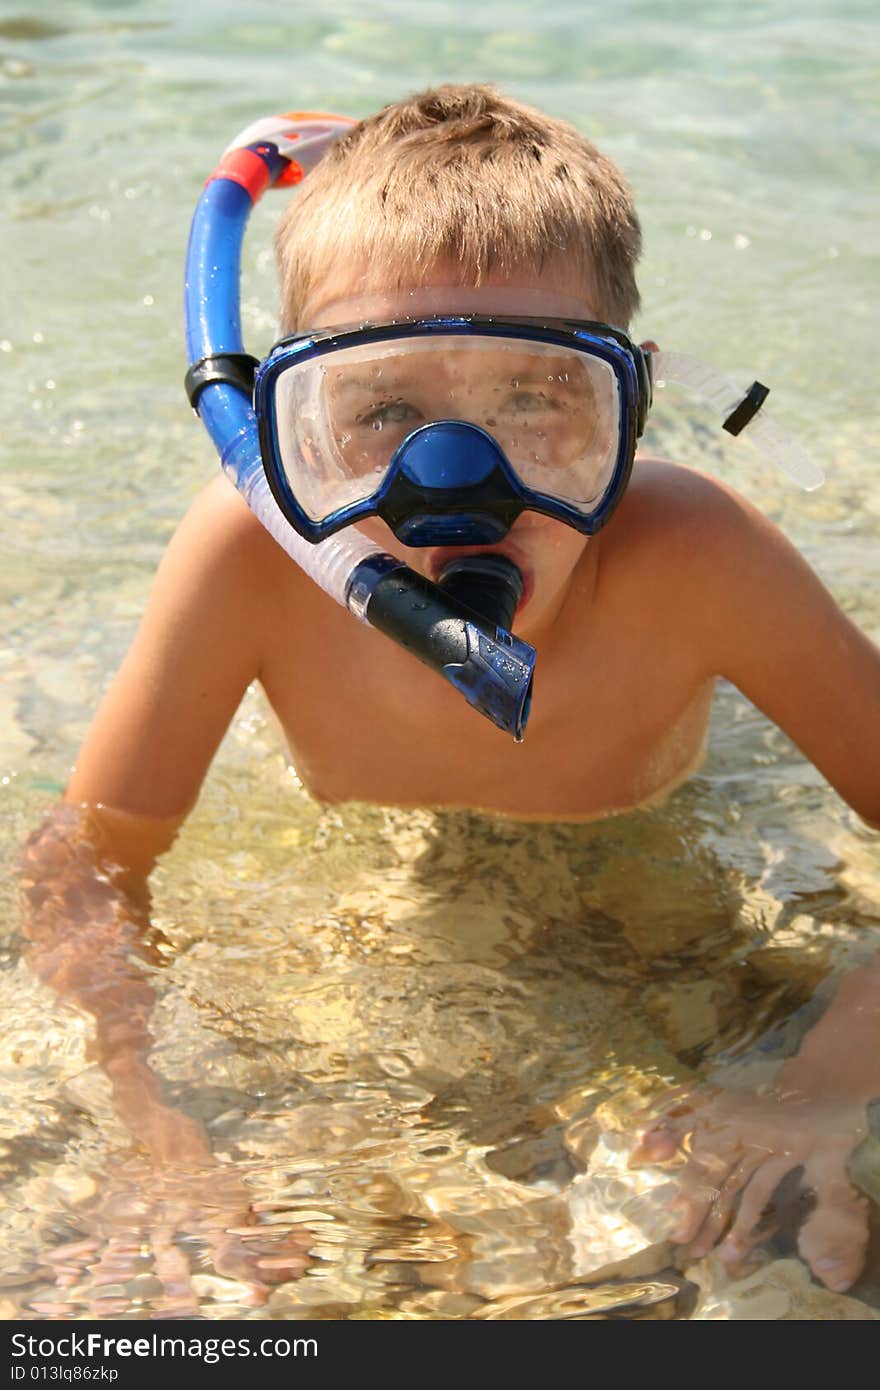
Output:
top-left (19, 802), bottom-right (212, 1165)
top-left (685, 473), bottom-right (880, 1092)
top-left (21, 476), bottom-right (277, 1163)
top-left (638, 472), bottom-right (879, 1289)
top-left (683, 469), bottom-right (880, 831)
top-left (65, 474), bottom-right (275, 819)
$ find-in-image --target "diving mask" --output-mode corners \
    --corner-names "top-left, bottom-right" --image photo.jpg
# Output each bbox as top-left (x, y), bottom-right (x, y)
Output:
top-left (255, 314), bottom-right (651, 546)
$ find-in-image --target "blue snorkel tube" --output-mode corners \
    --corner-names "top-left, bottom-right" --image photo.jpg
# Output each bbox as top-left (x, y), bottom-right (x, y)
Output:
top-left (184, 113), bottom-right (535, 741)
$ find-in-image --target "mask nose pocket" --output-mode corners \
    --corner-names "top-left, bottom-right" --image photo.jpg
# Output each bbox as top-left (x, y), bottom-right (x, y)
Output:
top-left (382, 421), bottom-right (523, 546)
top-left (394, 420), bottom-right (505, 487)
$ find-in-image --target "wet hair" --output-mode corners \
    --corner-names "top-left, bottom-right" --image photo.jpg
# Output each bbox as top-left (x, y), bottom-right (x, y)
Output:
top-left (274, 82), bottom-right (642, 333)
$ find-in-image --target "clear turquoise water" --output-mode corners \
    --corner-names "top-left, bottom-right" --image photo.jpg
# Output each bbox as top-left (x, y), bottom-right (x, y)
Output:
top-left (1, 0), bottom-right (878, 1319)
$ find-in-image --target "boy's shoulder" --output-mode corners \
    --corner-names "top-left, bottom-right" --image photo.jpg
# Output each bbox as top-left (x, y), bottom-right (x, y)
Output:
top-left (614, 453), bottom-right (751, 535)
top-left (589, 453), bottom-right (804, 676)
top-left (620, 459), bottom-right (880, 831)
top-left (595, 453), bottom-right (760, 598)
top-left (185, 473), bottom-right (314, 599)
top-left (162, 471), bottom-right (317, 664)
top-left (189, 471), bottom-right (280, 553)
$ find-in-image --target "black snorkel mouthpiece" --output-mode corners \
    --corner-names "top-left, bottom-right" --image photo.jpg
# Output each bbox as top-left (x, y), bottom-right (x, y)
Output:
top-left (437, 554), bottom-right (524, 632)
top-left (346, 554), bottom-right (534, 741)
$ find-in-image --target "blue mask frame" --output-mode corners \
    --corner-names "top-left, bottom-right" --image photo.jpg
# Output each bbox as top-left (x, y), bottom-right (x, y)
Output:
top-left (254, 314), bottom-right (653, 545)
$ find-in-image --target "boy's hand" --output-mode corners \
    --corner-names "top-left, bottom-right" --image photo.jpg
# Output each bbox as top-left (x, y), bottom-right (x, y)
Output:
top-left (26, 1160), bottom-right (314, 1318)
top-left (632, 1085), bottom-right (870, 1292)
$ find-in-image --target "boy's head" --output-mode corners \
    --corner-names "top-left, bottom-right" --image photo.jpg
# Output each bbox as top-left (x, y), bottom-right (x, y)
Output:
top-left (274, 83), bottom-right (642, 334)
top-left (272, 86), bottom-right (643, 641)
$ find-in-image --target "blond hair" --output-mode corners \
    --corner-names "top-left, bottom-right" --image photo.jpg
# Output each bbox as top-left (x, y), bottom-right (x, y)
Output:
top-left (274, 83), bottom-right (642, 333)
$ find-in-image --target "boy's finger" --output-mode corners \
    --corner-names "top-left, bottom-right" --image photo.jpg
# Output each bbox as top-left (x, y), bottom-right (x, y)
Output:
top-left (629, 1129), bottom-right (681, 1164)
top-left (44, 1238), bottom-right (101, 1264)
top-left (670, 1145), bottom-right (744, 1242)
top-left (256, 1252), bottom-right (312, 1276)
top-left (89, 1295), bottom-right (130, 1317)
top-left (669, 1193), bottom-right (714, 1245)
top-left (687, 1151), bottom-right (767, 1259)
top-left (632, 1102), bottom-right (706, 1154)
top-left (717, 1155), bottom-right (792, 1261)
top-left (633, 1084), bottom-right (701, 1128)
top-left (151, 1223), bottom-right (200, 1315)
top-left (652, 1082), bottom-right (710, 1110)
top-left (797, 1166), bottom-right (869, 1294)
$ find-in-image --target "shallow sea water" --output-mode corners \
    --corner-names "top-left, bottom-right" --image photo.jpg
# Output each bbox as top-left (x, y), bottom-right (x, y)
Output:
top-left (0, 0), bottom-right (879, 1320)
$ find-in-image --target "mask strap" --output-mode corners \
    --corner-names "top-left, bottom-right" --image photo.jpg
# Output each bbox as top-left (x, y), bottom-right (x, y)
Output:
top-left (650, 350), bottom-right (824, 491)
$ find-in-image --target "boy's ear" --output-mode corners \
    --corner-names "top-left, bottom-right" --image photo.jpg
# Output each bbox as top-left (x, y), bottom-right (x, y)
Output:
top-left (640, 339), bottom-right (660, 353)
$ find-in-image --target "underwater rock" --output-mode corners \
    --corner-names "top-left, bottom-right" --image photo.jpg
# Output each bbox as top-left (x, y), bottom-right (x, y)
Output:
top-left (191, 1274), bottom-right (259, 1305)
top-left (266, 1271), bottom-right (365, 1314)
top-left (643, 977), bottom-right (739, 1054)
top-left (398, 1289), bottom-right (484, 1318)
top-left (690, 1255), bottom-right (880, 1320)
top-left (578, 822), bottom-right (737, 960)
top-left (471, 1274), bottom-right (691, 1319)
top-left (566, 1130), bottom-right (679, 1279)
top-left (576, 1239), bottom-right (681, 1284)
top-left (828, 827), bottom-right (880, 916)
top-left (849, 1136), bottom-right (880, 1206)
top-left (235, 1101), bottom-right (379, 1159)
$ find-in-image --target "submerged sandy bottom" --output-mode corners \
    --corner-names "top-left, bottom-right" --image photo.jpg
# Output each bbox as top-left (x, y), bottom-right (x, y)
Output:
top-left (2, 723), bottom-right (879, 1319)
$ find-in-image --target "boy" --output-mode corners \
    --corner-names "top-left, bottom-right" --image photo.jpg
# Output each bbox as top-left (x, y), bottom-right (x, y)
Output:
top-left (20, 84), bottom-right (880, 1300)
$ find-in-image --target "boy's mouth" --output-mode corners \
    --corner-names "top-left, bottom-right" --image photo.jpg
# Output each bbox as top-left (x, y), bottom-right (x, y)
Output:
top-left (425, 543), bottom-right (534, 614)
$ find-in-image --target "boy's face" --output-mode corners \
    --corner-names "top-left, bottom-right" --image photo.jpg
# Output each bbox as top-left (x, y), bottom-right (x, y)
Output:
top-left (301, 260), bottom-right (607, 643)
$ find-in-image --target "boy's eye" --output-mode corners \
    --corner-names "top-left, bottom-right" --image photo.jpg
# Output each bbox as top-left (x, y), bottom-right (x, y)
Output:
top-left (355, 399), bottom-right (422, 428)
top-left (505, 390), bottom-right (559, 413)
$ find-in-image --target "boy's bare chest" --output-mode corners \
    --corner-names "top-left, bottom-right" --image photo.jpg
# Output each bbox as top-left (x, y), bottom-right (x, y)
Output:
top-left (259, 547), bottom-right (716, 821)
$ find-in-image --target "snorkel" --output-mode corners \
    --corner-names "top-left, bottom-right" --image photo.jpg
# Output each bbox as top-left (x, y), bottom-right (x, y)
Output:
top-left (185, 113), bottom-right (824, 744)
top-left (184, 115), bottom-right (535, 740)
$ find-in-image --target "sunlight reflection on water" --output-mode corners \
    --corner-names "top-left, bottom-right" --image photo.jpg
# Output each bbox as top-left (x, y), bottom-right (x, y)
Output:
top-left (1, 0), bottom-right (878, 1320)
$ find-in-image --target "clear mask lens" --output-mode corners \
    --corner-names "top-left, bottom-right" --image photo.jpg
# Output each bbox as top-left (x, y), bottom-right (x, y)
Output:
top-left (272, 334), bottom-right (622, 523)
